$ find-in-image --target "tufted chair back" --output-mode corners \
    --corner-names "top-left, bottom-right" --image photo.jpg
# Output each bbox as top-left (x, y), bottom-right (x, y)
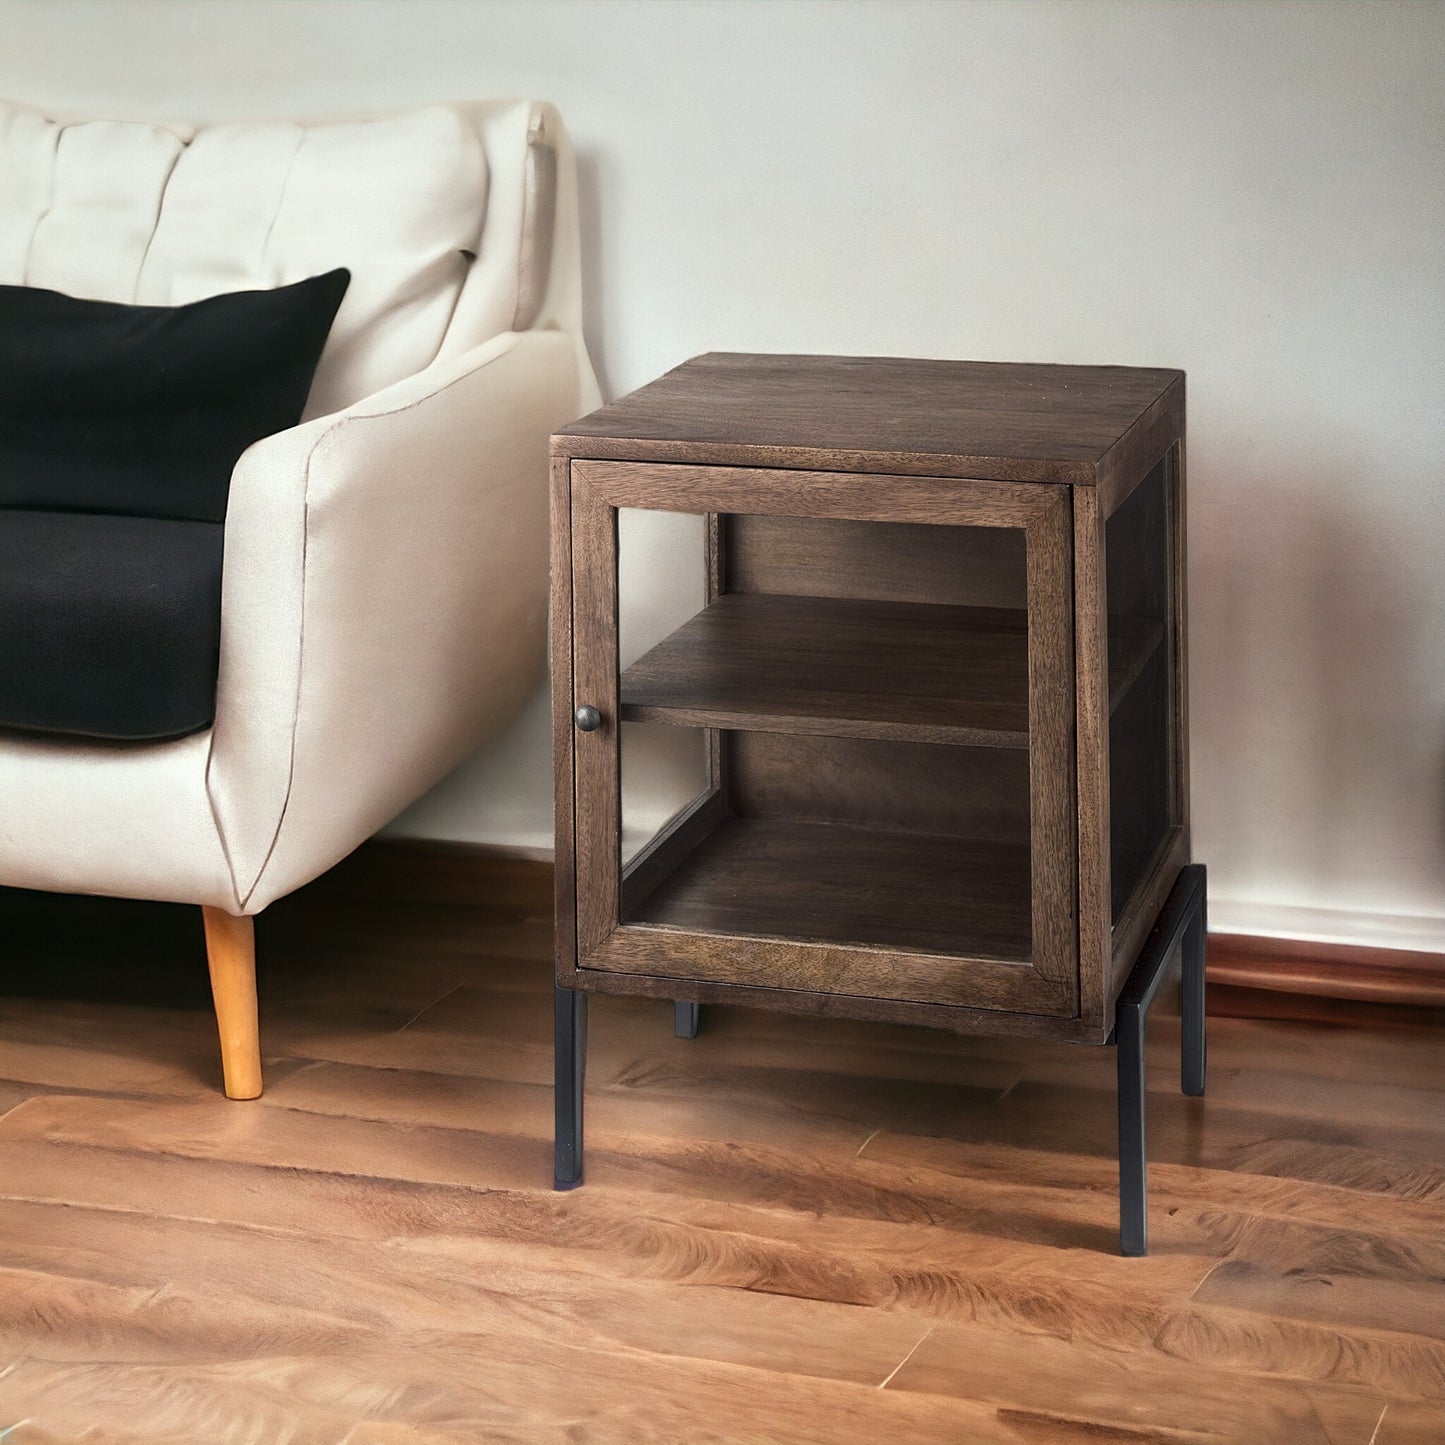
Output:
top-left (0, 99), bottom-right (576, 418)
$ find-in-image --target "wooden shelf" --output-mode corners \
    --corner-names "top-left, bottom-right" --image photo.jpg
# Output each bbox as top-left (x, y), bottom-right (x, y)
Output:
top-left (621, 592), bottom-right (1162, 747)
top-left (1107, 615), bottom-right (1166, 714)
top-left (623, 593), bottom-right (1027, 746)
top-left (625, 815), bottom-right (1032, 962)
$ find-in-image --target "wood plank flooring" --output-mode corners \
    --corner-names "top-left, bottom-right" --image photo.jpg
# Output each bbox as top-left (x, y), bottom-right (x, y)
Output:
top-left (0, 882), bottom-right (1441, 1443)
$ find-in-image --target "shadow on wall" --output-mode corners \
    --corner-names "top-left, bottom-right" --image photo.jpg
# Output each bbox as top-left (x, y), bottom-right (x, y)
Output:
top-left (1192, 429), bottom-right (1445, 928)
top-left (576, 150), bottom-right (612, 403)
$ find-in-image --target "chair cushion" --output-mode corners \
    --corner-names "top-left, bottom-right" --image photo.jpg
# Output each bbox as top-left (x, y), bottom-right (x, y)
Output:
top-left (0, 102), bottom-right (489, 418)
top-left (0, 269), bottom-right (349, 524)
top-left (0, 510), bottom-right (223, 740)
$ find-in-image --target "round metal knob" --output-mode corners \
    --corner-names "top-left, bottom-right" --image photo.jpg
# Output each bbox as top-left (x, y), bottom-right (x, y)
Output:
top-left (574, 704), bottom-right (602, 732)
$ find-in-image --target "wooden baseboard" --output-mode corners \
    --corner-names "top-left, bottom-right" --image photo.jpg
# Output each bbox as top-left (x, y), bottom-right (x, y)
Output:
top-left (1205, 983), bottom-right (1445, 1030)
top-left (307, 841), bottom-right (1445, 1023)
top-left (1207, 932), bottom-right (1445, 1007)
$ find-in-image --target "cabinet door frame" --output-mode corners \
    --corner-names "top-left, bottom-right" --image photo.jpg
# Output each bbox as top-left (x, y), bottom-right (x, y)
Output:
top-left (567, 460), bottom-right (1079, 1019)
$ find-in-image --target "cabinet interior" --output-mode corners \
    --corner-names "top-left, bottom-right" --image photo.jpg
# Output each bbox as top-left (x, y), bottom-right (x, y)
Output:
top-left (612, 491), bottom-right (1175, 970)
top-left (618, 513), bottom-right (1037, 965)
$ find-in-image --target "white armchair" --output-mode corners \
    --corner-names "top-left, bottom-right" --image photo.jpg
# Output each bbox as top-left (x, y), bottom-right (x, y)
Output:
top-left (0, 99), bottom-right (598, 1096)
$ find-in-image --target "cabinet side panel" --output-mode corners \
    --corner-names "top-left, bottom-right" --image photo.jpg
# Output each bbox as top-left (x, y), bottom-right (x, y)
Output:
top-left (550, 454), bottom-right (578, 978)
top-left (1107, 456), bottom-right (1174, 919)
top-left (1172, 438), bottom-right (1192, 858)
top-left (1104, 438), bottom-right (1192, 1000)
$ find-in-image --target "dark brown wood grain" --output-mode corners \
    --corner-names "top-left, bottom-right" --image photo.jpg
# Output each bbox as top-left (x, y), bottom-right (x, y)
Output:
top-left (620, 592), bottom-right (1161, 748)
top-left (566, 450), bottom-right (1078, 1023)
top-left (556, 354), bottom-right (1186, 1043)
top-left (589, 819), bottom-right (1072, 1015)
top-left (724, 513), bottom-right (1027, 609)
top-left (557, 953), bottom-right (1110, 1040)
top-left (626, 817), bottom-right (1032, 961)
top-left (573, 458), bottom-right (1059, 526)
top-left (622, 593), bottom-right (1033, 747)
top-left (727, 731), bottom-right (1032, 843)
top-left (1021, 488), bottom-right (1079, 1010)
top-left (549, 455), bottom-right (580, 992)
top-left (1073, 481), bottom-right (1115, 1032)
top-left (570, 481), bottom-right (620, 960)
top-left (1096, 376), bottom-right (1186, 517)
top-left (555, 353), bottom-right (1183, 486)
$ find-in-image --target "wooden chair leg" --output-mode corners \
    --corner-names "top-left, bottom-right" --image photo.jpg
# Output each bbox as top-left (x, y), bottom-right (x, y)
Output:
top-left (201, 905), bottom-right (262, 1100)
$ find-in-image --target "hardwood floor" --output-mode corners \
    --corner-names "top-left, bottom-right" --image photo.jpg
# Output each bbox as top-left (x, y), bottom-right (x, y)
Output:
top-left (0, 882), bottom-right (1442, 1443)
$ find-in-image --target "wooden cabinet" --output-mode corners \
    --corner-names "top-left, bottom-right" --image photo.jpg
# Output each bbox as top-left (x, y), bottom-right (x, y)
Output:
top-left (552, 353), bottom-right (1189, 1044)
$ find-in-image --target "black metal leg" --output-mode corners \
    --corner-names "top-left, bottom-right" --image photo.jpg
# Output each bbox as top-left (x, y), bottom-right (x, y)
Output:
top-left (1117, 996), bottom-right (1149, 1257)
top-left (674, 1001), bottom-right (701, 1039)
top-left (1113, 864), bottom-right (1208, 1256)
top-left (554, 986), bottom-right (587, 1191)
top-left (1181, 872), bottom-right (1208, 1098)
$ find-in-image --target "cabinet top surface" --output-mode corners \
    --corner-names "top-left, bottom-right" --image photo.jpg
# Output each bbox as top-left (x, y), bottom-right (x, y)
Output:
top-left (555, 352), bottom-right (1184, 483)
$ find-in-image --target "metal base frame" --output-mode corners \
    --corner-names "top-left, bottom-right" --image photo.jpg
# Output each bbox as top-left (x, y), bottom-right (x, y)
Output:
top-left (553, 994), bottom-right (699, 1189)
top-left (553, 986), bottom-right (587, 1190)
top-left (555, 867), bottom-right (1208, 1260)
top-left (1113, 863), bottom-right (1208, 1255)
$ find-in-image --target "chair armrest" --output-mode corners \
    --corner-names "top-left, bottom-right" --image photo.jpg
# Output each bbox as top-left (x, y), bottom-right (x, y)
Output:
top-left (206, 327), bottom-right (584, 912)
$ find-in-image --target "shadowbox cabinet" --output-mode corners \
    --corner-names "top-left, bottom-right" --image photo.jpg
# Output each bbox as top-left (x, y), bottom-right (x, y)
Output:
top-left (551, 355), bottom-right (1206, 1253)
top-left (553, 352), bottom-right (1189, 1045)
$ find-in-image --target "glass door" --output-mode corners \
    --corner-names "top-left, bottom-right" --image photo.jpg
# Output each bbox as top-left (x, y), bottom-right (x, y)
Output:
top-left (569, 460), bottom-right (1079, 1018)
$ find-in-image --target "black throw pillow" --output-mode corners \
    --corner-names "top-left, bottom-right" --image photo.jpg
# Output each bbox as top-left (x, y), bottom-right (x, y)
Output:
top-left (0, 268), bottom-right (350, 523)
top-left (0, 269), bottom-right (348, 741)
top-left (0, 509), bottom-right (224, 740)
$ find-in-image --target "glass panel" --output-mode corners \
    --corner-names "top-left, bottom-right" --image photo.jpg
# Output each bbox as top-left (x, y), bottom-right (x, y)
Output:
top-left (620, 720), bottom-right (711, 868)
top-left (613, 505), bottom-right (1036, 963)
top-left (617, 508), bottom-right (707, 668)
top-left (616, 508), bottom-right (712, 871)
top-left (1106, 455), bottom-right (1178, 923)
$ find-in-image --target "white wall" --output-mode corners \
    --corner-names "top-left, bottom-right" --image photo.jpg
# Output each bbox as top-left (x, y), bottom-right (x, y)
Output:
top-left (3, 0), bottom-right (1441, 949)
